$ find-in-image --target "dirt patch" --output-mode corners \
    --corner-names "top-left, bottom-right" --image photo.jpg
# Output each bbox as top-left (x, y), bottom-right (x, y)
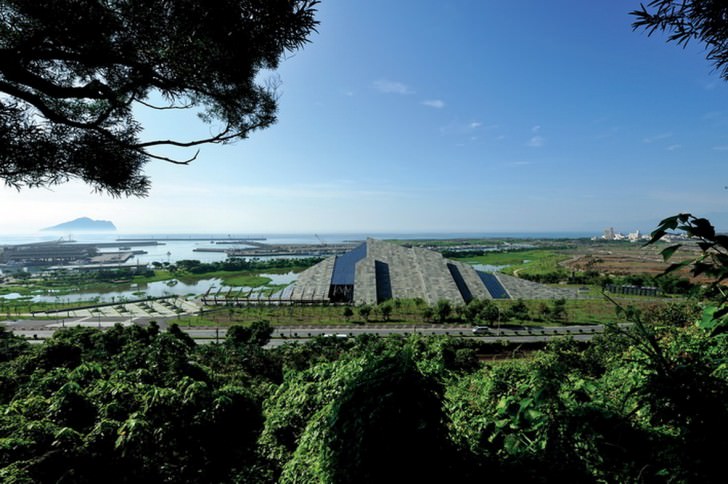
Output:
top-left (562, 243), bottom-right (711, 281)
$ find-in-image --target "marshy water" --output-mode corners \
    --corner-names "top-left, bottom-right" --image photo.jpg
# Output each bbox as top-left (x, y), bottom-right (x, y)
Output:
top-left (0, 272), bottom-right (298, 304)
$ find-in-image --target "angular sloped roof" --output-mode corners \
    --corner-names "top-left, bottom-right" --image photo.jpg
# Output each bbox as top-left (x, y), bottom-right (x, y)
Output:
top-left (288, 238), bottom-right (577, 304)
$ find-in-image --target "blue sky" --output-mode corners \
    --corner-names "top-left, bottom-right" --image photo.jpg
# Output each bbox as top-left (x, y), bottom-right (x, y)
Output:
top-left (2, 0), bottom-right (727, 234)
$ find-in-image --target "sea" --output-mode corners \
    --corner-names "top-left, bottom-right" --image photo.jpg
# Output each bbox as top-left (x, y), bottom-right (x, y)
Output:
top-left (0, 231), bottom-right (597, 265)
top-left (0, 231), bottom-right (595, 303)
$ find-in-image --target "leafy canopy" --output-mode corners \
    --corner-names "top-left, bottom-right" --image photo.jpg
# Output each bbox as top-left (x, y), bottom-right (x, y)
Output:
top-left (0, 0), bottom-right (319, 196)
top-left (632, 1), bottom-right (728, 80)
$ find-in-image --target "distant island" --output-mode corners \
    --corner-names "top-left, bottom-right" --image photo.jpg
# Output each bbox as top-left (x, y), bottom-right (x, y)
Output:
top-left (42, 217), bottom-right (116, 232)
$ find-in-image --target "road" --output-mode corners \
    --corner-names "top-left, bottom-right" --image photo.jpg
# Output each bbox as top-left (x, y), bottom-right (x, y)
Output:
top-left (3, 317), bottom-right (617, 346)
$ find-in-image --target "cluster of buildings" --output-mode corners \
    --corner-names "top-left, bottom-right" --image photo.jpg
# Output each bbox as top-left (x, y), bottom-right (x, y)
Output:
top-left (0, 240), bottom-right (144, 268)
top-left (597, 227), bottom-right (649, 242)
top-left (596, 227), bottom-right (691, 243)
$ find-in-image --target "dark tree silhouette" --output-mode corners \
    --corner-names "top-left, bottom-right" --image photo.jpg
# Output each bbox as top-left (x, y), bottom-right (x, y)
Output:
top-left (632, 1), bottom-right (728, 80)
top-left (0, 0), bottom-right (319, 196)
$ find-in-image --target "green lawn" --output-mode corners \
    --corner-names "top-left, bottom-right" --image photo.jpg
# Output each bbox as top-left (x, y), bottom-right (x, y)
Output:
top-left (174, 294), bottom-right (669, 328)
top-left (452, 249), bottom-right (570, 275)
top-left (219, 274), bottom-right (272, 287)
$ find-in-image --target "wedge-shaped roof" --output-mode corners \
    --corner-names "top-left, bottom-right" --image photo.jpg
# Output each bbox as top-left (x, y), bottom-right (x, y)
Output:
top-left (288, 239), bottom-right (577, 304)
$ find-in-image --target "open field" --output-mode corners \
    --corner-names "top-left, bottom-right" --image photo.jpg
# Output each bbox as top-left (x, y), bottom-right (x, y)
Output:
top-left (175, 295), bottom-right (673, 328)
top-left (452, 249), bottom-right (571, 276)
top-left (561, 241), bottom-right (710, 281)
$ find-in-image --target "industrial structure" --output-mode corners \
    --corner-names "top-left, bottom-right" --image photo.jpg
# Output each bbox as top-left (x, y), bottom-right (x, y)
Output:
top-left (278, 239), bottom-right (577, 305)
top-left (0, 241), bottom-right (98, 266)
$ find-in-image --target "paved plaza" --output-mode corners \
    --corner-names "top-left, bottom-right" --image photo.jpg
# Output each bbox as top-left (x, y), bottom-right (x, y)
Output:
top-left (32, 297), bottom-right (201, 321)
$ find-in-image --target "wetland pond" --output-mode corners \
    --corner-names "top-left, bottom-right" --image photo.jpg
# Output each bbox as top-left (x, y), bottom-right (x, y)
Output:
top-left (0, 272), bottom-right (298, 304)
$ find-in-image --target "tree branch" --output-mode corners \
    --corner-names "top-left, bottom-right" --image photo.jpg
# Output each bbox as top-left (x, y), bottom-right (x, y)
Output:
top-left (134, 98), bottom-right (194, 110)
top-left (134, 125), bottom-right (246, 149)
top-left (0, 80), bottom-right (114, 134)
top-left (143, 149), bottom-right (199, 165)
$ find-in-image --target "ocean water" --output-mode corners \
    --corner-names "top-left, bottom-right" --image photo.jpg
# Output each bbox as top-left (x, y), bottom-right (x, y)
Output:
top-left (0, 232), bottom-right (588, 302)
top-left (0, 231), bottom-right (597, 244)
top-left (0, 231), bottom-right (597, 266)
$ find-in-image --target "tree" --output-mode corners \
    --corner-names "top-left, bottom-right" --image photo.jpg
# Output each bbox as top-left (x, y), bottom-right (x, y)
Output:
top-left (323, 352), bottom-right (455, 484)
top-left (538, 302), bottom-right (552, 321)
top-left (464, 299), bottom-right (485, 323)
top-left (358, 304), bottom-right (372, 323)
top-left (551, 298), bottom-right (567, 322)
top-left (507, 299), bottom-right (530, 322)
top-left (421, 306), bottom-right (434, 322)
top-left (479, 300), bottom-right (501, 326)
top-left (0, 0), bottom-right (319, 196)
top-left (631, 1), bottom-right (728, 80)
top-left (226, 321), bottom-right (273, 347)
top-left (379, 303), bottom-right (393, 322)
top-left (647, 213), bottom-right (728, 334)
top-left (342, 306), bottom-right (354, 321)
top-left (434, 300), bottom-right (452, 323)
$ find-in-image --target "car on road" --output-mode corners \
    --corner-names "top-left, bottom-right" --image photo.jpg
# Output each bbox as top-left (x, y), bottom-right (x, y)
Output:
top-left (471, 326), bottom-right (491, 334)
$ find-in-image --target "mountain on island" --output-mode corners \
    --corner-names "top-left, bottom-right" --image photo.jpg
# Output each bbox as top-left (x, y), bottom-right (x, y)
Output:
top-left (42, 217), bottom-right (116, 232)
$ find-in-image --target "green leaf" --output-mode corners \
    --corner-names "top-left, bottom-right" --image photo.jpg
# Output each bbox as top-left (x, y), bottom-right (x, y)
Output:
top-left (646, 229), bottom-right (666, 245)
top-left (664, 260), bottom-right (692, 274)
top-left (657, 214), bottom-right (682, 229)
top-left (715, 235), bottom-right (728, 250)
top-left (692, 262), bottom-right (713, 278)
top-left (525, 409), bottom-right (543, 421)
top-left (503, 434), bottom-right (521, 454)
top-left (697, 304), bottom-right (728, 336)
top-left (518, 398), bottom-right (533, 411)
top-left (713, 306), bottom-right (728, 320)
top-left (691, 218), bottom-right (716, 239)
top-left (660, 244), bottom-right (682, 261)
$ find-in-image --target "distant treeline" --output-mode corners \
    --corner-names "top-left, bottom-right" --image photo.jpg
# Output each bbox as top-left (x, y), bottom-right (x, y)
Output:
top-left (521, 271), bottom-right (698, 296)
top-left (40, 266), bottom-right (155, 284)
top-left (442, 246), bottom-right (573, 258)
top-left (171, 257), bottom-right (324, 274)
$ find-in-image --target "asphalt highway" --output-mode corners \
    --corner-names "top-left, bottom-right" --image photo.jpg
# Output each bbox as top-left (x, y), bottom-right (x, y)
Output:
top-left (3, 317), bottom-right (614, 346)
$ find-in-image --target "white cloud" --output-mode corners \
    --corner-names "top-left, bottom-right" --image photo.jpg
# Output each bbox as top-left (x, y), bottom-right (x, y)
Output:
top-left (439, 120), bottom-right (486, 136)
top-left (422, 99), bottom-right (445, 108)
top-left (528, 136), bottom-right (545, 147)
top-left (703, 111), bottom-right (722, 120)
top-left (713, 145), bottom-right (728, 151)
top-left (372, 79), bottom-right (413, 95)
top-left (667, 144), bottom-right (682, 151)
top-left (643, 132), bottom-right (672, 143)
top-left (532, 125), bottom-right (541, 133)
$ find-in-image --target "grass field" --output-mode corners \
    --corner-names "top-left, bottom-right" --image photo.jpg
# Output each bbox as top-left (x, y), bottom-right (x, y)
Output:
top-left (195, 272), bottom-right (272, 287)
top-left (175, 294), bottom-right (670, 328)
top-left (0, 299), bottom-right (101, 315)
top-left (452, 249), bottom-right (571, 276)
